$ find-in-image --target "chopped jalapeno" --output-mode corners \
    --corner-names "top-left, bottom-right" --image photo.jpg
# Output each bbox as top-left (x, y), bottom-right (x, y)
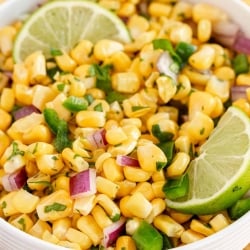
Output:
top-left (63, 96), bottom-right (88, 112)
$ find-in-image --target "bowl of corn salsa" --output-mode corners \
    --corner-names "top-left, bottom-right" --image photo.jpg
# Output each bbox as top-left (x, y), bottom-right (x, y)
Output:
top-left (1, 0), bottom-right (250, 249)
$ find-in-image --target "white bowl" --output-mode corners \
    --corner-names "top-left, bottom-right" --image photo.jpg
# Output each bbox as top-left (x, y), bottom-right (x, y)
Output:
top-left (0, 0), bottom-right (250, 249)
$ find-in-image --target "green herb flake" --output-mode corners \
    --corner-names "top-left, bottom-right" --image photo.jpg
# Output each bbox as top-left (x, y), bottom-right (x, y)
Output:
top-left (94, 103), bottom-right (103, 112)
top-left (50, 48), bottom-right (63, 56)
top-left (1, 201), bottom-right (7, 209)
top-left (199, 127), bottom-right (205, 135)
top-left (7, 142), bottom-right (25, 160)
top-left (152, 124), bottom-right (174, 142)
top-left (52, 156), bottom-right (58, 161)
top-left (28, 181), bottom-right (51, 187)
top-left (44, 202), bottom-right (67, 213)
top-left (57, 83), bottom-right (66, 92)
top-left (111, 213), bottom-right (120, 222)
top-left (132, 106), bottom-right (149, 112)
top-left (156, 161), bottom-right (167, 171)
top-left (17, 218), bottom-right (26, 231)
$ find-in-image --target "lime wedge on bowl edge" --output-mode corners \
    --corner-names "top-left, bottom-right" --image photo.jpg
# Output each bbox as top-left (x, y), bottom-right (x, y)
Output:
top-left (166, 106), bottom-right (250, 215)
top-left (13, 0), bottom-right (131, 63)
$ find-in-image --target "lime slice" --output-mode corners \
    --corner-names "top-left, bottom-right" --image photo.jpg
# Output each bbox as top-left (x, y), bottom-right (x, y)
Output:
top-left (13, 0), bottom-right (131, 62)
top-left (166, 106), bottom-right (250, 214)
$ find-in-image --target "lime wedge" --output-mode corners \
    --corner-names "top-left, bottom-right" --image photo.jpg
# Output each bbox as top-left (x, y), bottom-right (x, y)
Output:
top-left (13, 0), bottom-right (131, 62)
top-left (166, 106), bottom-right (250, 214)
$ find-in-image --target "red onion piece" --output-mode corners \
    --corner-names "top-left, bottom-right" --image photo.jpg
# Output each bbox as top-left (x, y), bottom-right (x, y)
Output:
top-left (86, 128), bottom-right (108, 149)
top-left (213, 34), bottom-right (236, 47)
top-left (212, 20), bottom-right (240, 37)
top-left (116, 155), bottom-right (139, 167)
top-left (2, 167), bottom-right (27, 192)
top-left (102, 217), bottom-right (126, 248)
top-left (70, 168), bottom-right (96, 199)
top-left (231, 85), bottom-right (249, 101)
top-left (233, 33), bottom-right (250, 55)
top-left (13, 105), bottom-right (40, 120)
top-left (156, 52), bottom-right (177, 83)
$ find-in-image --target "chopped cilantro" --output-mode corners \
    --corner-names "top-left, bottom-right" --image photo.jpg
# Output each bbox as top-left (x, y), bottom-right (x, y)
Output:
top-left (44, 202), bottom-right (67, 213)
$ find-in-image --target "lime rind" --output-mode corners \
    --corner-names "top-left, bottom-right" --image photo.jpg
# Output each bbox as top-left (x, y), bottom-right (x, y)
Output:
top-left (13, 0), bottom-right (131, 62)
top-left (166, 106), bottom-right (250, 215)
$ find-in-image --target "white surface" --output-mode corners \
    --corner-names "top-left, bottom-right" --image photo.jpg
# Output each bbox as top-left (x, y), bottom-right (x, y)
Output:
top-left (0, 0), bottom-right (250, 249)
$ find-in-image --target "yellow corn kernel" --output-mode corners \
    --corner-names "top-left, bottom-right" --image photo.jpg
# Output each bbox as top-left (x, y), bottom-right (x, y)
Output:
top-left (102, 157), bottom-right (124, 182)
top-left (173, 74), bottom-right (191, 100)
top-left (151, 181), bottom-right (166, 199)
top-left (0, 26), bottom-right (16, 55)
top-left (0, 191), bottom-right (19, 217)
top-left (105, 127), bottom-right (128, 145)
top-left (108, 138), bottom-right (137, 156)
top-left (91, 205), bottom-right (113, 229)
top-left (236, 73), bottom-right (250, 86)
top-left (52, 175), bottom-right (70, 192)
top-left (0, 87), bottom-right (14, 112)
top-left (210, 96), bottom-right (224, 118)
top-left (0, 130), bottom-right (10, 157)
top-left (233, 98), bottom-right (250, 117)
top-left (94, 39), bottom-right (124, 61)
top-left (73, 64), bottom-right (92, 78)
top-left (0, 72), bottom-right (9, 92)
top-left (95, 193), bottom-right (120, 220)
top-left (197, 19), bottom-right (212, 42)
top-left (86, 87), bottom-right (105, 100)
top-left (182, 65), bottom-right (211, 85)
top-left (115, 235), bottom-right (136, 250)
top-left (45, 93), bottom-right (71, 121)
top-left (27, 172), bottom-right (51, 191)
top-left (174, 135), bottom-right (192, 154)
top-left (127, 15), bottom-right (149, 40)
top-left (95, 152), bottom-right (112, 173)
top-left (187, 112), bottom-right (214, 142)
top-left (72, 138), bottom-right (91, 159)
top-left (22, 124), bottom-right (52, 144)
top-left (170, 24), bottom-right (192, 44)
top-left (126, 192), bottom-right (152, 218)
top-left (12, 63), bottom-right (29, 85)
top-left (0, 108), bottom-right (11, 131)
top-left (119, 195), bottom-right (134, 217)
top-left (55, 52), bottom-right (77, 72)
top-left (69, 78), bottom-right (86, 97)
top-left (10, 214), bottom-right (34, 232)
top-left (57, 241), bottom-right (81, 250)
top-left (137, 143), bottom-right (167, 172)
top-left (29, 220), bottom-right (52, 238)
top-left (77, 215), bottom-right (103, 246)
top-left (123, 166), bottom-right (152, 182)
top-left (96, 176), bottom-right (120, 199)
top-left (154, 214), bottom-right (185, 238)
top-left (214, 66), bottom-right (235, 85)
top-left (36, 154), bottom-right (64, 175)
top-left (148, 2), bottom-right (172, 17)
top-left (12, 189), bottom-right (39, 213)
top-left (188, 91), bottom-right (217, 119)
top-left (205, 76), bottom-right (230, 102)
top-left (210, 44), bottom-right (226, 68)
top-left (181, 229), bottom-right (205, 244)
top-left (99, 0), bottom-right (120, 11)
top-left (70, 40), bottom-right (94, 65)
top-left (76, 110), bottom-right (106, 128)
top-left (52, 218), bottom-right (71, 240)
top-left (88, 99), bottom-right (110, 113)
top-left (107, 101), bottom-right (124, 121)
top-left (189, 45), bottom-right (215, 70)
top-left (27, 142), bottom-right (55, 158)
top-left (156, 75), bottom-right (177, 103)
top-left (170, 2), bottom-right (192, 21)
top-left (36, 190), bottom-right (73, 221)
top-left (209, 213), bottom-right (230, 232)
top-left (13, 84), bottom-right (33, 105)
top-left (116, 180), bottom-right (136, 198)
top-left (190, 219), bottom-right (215, 236)
top-left (65, 227), bottom-right (92, 249)
top-left (112, 71), bottom-right (140, 94)
top-left (192, 3), bottom-right (227, 22)
top-left (73, 195), bottom-right (96, 216)
top-left (117, 2), bottom-right (136, 17)
top-left (62, 147), bottom-right (89, 173)
top-left (151, 169), bottom-right (166, 182)
top-left (42, 230), bottom-right (60, 244)
top-left (167, 152), bottom-right (190, 177)
top-left (120, 118), bottom-right (142, 129)
top-left (131, 182), bottom-right (155, 201)
top-left (169, 210), bottom-right (193, 224)
top-left (146, 198), bottom-right (166, 224)
top-left (24, 51), bottom-right (47, 84)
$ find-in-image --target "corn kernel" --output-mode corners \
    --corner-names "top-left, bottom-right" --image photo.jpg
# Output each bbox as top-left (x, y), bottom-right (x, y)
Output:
top-left (209, 213), bottom-right (230, 232)
top-left (181, 229), bottom-right (205, 243)
top-left (167, 152), bottom-right (190, 177)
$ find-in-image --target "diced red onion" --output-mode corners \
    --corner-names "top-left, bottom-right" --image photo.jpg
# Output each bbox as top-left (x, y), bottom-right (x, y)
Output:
top-left (116, 155), bottom-right (140, 167)
top-left (86, 128), bottom-right (108, 149)
top-left (3, 71), bottom-right (13, 80)
top-left (102, 217), bottom-right (126, 248)
top-left (70, 168), bottom-right (96, 199)
top-left (156, 52), bottom-right (177, 83)
top-left (231, 85), bottom-right (249, 101)
top-left (212, 20), bottom-right (240, 38)
top-left (213, 34), bottom-right (236, 47)
top-left (233, 33), bottom-right (250, 55)
top-left (2, 167), bottom-right (27, 192)
top-left (13, 105), bottom-right (40, 120)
